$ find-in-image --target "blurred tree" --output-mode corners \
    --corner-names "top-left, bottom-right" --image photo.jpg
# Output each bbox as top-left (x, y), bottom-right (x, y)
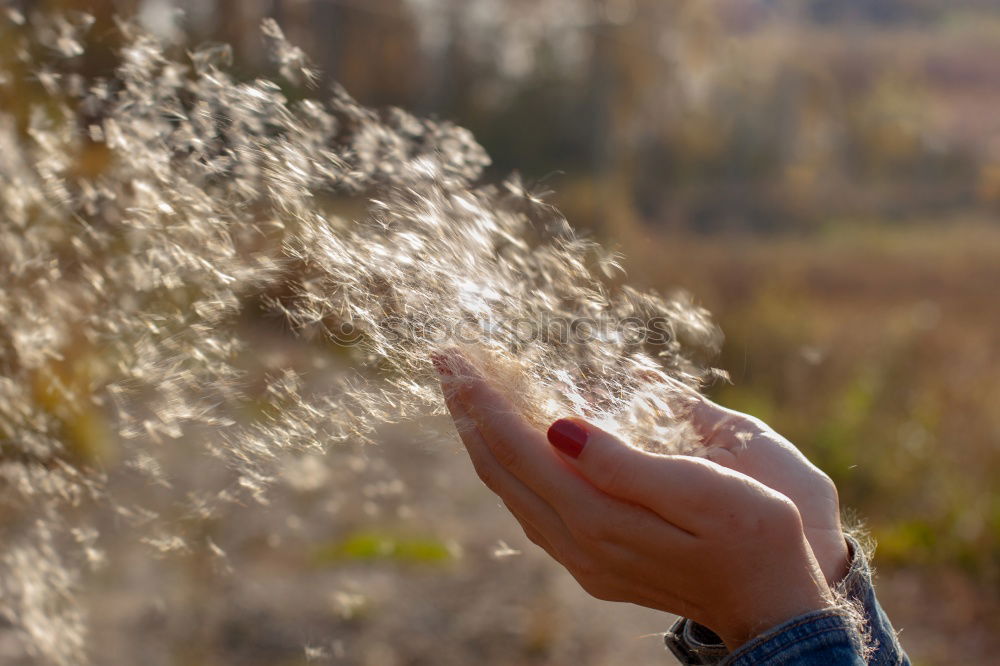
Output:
top-left (8, 0), bottom-right (995, 231)
top-left (308, 0), bottom-right (422, 107)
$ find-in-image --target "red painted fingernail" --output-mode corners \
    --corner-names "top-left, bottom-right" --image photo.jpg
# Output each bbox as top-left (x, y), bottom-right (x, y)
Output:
top-left (547, 419), bottom-right (588, 459)
top-left (431, 353), bottom-right (452, 376)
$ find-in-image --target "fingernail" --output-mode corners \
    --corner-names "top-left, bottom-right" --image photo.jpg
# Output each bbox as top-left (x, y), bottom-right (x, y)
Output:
top-left (431, 353), bottom-right (452, 376)
top-left (547, 419), bottom-right (588, 459)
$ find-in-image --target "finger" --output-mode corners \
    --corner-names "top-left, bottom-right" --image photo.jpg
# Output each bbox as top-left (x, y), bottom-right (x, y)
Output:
top-left (506, 500), bottom-right (690, 611)
top-left (440, 377), bottom-right (582, 559)
top-left (441, 351), bottom-right (549, 460)
top-left (688, 397), bottom-right (766, 450)
top-left (546, 417), bottom-right (763, 535)
top-left (435, 350), bottom-right (594, 511)
top-left (504, 501), bottom-right (560, 559)
top-left (437, 355), bottom-right (690, 558)
top-left (446, 390), bottom-right (623, 577)
top-left (688, 397), bottom-right (820, 473)
top-left (439, 363), bottom-right (715, 613)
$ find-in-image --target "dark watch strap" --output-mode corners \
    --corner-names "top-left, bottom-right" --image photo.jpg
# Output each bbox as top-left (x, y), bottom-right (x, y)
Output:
top-left (664, 617), bottom-right (728, 665)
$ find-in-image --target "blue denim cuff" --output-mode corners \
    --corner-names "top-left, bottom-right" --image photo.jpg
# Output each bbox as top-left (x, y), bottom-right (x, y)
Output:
top-left (721, 609), bottom-right (865, 665)
top-left (665, 609), bottom-right (864, 666)
top-left (835, 536), bottom-right (909, 666)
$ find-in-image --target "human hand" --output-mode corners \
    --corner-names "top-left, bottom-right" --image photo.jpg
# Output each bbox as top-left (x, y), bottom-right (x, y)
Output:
top-left (434, 351), bottom-right (833, 650)
top-left (687, 398), bottom-right (850, 586)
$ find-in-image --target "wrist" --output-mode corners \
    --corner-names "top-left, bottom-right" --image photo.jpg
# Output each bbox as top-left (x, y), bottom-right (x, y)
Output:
top-left (717, 587), bottom-right (833, 652)
top-left (716, 549), bottom-right (835, 650)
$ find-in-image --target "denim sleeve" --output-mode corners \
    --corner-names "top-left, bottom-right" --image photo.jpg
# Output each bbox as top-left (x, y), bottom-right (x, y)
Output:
top-left (663, 536), bottom-right (910, 665)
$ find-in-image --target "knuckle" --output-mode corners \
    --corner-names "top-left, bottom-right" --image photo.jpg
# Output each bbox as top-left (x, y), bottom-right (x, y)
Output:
top-left (564, 551), bottom-right (601, 580)
top-left (489, 431), bottom-right (520, 471)
top-left (752, 494), bottom-right (803, 537)
top-left (673, 458), bottom-right (713, 508)
top-left (577, 573), bottom-right (619, 602)
top-left (581, 581), bottom-right (610, 601)
top-left (568, 516), bottom-right (609, 545)
top-left (473, 463), bottom-right (500, 494)
top-left (771, 495), bottom-right (803, 526)
top-left (501, 499), bottom-right (526, 523)
top-left (521, 527), bottom-right (544, 548)
top-left (741, 414), bottom-right (770, 434)
top-left (517, 523), bottom-right (557, 559)
top-left (816, 471), bottom-right (839, 502)
top-left (594, 454), bottom-right (635, 494)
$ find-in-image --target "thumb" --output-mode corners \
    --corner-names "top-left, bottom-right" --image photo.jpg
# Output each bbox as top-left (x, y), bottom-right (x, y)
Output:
top-left (546, 418), bottom-right (733, 533)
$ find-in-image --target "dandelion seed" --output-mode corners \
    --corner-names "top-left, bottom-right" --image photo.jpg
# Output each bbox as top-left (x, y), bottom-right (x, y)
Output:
top-left (304, 644), bottom-right (331, 661)
top-left (330, 590), bottom-right (368, 620)
top-left (491, 540), bottom-right (522, 559)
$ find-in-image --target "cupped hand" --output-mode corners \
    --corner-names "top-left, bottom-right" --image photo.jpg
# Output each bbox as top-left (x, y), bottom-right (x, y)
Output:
top-left (434, 351), bottom-right (833, 650)
top-left (687, 398), bottom-right (850, 585)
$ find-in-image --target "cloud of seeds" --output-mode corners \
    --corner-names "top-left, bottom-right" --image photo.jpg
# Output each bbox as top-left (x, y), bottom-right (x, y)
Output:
top-left (0, 10), bottom-right (722, 664)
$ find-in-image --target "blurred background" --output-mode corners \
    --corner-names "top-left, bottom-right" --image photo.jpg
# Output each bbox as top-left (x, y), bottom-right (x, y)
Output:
top-left (5, 0), bottom-right (1000, 664)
